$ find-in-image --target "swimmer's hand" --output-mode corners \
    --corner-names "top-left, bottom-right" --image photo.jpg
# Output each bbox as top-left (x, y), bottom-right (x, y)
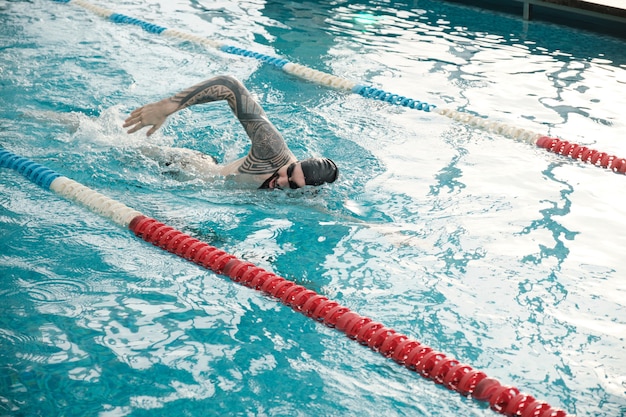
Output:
top-left (123, 98), bottom-right (179, 136)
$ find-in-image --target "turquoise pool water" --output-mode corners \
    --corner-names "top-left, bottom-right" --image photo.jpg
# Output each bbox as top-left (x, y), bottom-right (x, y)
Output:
top-left (1, 0), bottom-right (625, 416)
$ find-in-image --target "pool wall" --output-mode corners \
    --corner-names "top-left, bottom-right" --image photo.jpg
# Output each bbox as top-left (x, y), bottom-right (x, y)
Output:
top-left (442, 0), bottom-right (626, 39)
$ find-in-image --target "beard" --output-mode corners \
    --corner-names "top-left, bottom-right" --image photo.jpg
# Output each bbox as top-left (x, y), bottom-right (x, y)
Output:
top-left (258, 168), bottom-right (280, 189)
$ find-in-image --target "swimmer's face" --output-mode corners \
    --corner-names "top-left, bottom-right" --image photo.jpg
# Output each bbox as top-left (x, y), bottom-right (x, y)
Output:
top-left (267, 162), bottom-right (306, 190)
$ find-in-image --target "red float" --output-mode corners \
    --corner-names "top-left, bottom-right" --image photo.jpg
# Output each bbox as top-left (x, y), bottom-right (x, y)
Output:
top-left (536, 136), bottom-right (625, 174)
top-left (129, 214), bottom-right (571, 416)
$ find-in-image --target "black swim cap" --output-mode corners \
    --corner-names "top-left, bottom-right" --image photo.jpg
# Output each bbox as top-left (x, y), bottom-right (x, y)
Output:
top-left (299, 157), bottom-right (338, 186)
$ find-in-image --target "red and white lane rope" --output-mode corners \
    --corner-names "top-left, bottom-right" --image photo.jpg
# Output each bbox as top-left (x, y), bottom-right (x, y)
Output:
top-left (1, 147), bottom-right (572, 417)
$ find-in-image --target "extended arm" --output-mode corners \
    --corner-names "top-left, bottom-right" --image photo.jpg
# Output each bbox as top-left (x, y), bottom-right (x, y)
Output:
top-left (123, 75), bottom-right (295, 175)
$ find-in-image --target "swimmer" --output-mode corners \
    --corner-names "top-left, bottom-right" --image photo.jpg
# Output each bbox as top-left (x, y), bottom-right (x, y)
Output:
top-left (123, 75), bottom-right (338, 190)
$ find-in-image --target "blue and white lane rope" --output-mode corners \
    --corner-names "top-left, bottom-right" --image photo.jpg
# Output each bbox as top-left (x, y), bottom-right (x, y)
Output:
top-left (49, 0), bottom-right (437, 111)
top-left (0, 149), bottom-right (141, 226)
top-left (42, 0), bottom-right (560, 143)
top-left (48, 0), bottom-right (626, 174)
top-left (44, 0), bottom-right (555, 145)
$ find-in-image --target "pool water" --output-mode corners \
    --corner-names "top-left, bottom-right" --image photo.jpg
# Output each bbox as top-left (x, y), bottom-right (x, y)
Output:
top-left (1, 0), bottom-right (625, 416)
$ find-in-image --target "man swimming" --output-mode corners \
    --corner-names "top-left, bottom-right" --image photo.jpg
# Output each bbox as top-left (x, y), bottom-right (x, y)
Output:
top-left (123, 75), bottom-right (338, 190)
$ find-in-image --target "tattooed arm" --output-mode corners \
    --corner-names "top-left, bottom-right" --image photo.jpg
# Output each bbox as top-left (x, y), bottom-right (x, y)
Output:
top-left (123, 75), bottom-right (295, 175)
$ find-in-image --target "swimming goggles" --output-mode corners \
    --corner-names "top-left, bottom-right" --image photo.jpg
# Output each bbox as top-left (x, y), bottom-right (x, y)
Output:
top-left (286, 162), bottom-right (300, 189)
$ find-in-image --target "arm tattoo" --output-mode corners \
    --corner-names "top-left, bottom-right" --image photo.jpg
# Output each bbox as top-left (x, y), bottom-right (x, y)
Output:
top-left (171, 75), bottom-right (294, 175)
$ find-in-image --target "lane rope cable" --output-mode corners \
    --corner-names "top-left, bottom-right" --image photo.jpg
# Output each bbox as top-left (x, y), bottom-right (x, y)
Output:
top-left (50, 0), bottom-right (626, 176)
top-left (1, 147), bottom-right (571, 416)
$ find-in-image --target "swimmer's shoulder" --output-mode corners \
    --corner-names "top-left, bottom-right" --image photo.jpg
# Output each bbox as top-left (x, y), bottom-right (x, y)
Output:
top-left (217, 158), bottom-right (264, 186)
top-left (219, 157), bottom-right (245, 176)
